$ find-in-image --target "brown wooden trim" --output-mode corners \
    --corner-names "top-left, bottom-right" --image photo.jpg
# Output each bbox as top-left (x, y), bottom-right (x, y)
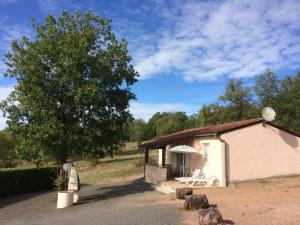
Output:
top-left (139, 136), bottom-right (195, 149)
top-left (140, 118), bottom-right (300, 148)
top-left (144, 148), bottom-right (149, 180)
top-left (162, 146), bottom-right (166, 167)
top-left (217, 119), bottom-right (264, 136)
top-left (218, 120), bottom-right (300, 138)
top-left (144, 148), bottom-right (149, 164)
top-left (264, 122), bottom-right (300, 138)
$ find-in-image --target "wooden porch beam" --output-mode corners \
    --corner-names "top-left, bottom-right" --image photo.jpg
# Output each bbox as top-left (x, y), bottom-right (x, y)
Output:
top-left (144, 148), bottom-right (149, 164)
top-left (144, 148), bottom-right (149, 179)
top-left (162, 146), bottom-right (166, 167)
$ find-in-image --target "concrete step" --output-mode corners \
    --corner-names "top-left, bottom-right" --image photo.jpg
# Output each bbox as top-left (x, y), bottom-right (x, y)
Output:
top-left (160, 183), bottom-right (175, 193)
top-left (152, 183), bottom-right (175, 194)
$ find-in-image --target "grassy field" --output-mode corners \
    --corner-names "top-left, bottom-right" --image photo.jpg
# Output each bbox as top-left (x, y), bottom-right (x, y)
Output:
top-left (78, 142), bottom-right (158, 185)
top-left (6, 142), bottom-right (156, 185)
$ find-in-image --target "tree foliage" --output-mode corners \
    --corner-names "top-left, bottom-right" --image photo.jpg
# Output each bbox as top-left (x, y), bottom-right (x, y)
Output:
top-left (275, 72), bottom-right (300, 132)
top-left (0, 10), bottom-right (138, 165)
top-left (129, 69), bottom-right (300, 142)
top-left (199, 103), bottom-right (226, 126)
top-left (140, 112), bottom-right (189, 139)
top-left (155, 112), bottom-right (188, 136)
top-left (254, 69), bottom-right (280, 107)
top-left (128, 119), bottom-right (146, 144)
top-left (0, 131), bottom-right (16, 167)
top-left (219, 79), bottom-right (255, 121)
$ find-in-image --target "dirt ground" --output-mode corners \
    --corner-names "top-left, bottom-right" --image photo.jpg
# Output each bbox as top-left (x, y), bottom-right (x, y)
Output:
top-left (160, 176), bottom-right (300, 225)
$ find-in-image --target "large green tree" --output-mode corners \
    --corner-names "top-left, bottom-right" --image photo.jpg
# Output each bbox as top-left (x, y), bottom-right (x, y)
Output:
top-left (254, 69), bottom-right (280, 108)
top-left (276, 73), bottom-right (300, 133)
top-left (0, 10), bottom-right (138, 165)
top-left (198, 103), bottom-right (227, 126)
top-left (144, 112), bottom-right (188, 139)
top-left (0, 131), bottom-right (16, 167)
top-left (155, 112), bottom-right (188, 136)
top-left (128, 119), bottom-right (146, 144)
top-left (219, 79), bottom-right (257, 120)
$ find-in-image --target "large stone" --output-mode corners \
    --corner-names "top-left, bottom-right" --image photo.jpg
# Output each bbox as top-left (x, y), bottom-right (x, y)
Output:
top-left (176, 188), bottom-right (193, 199)
top-left (198, 207), bottom-right (223, 225)
top-left (184, 194), bottom-right (209, 210)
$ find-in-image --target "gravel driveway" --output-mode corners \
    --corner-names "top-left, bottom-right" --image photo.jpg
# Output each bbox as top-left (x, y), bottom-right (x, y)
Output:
top-left (0, 178), bottom-right (187, 225)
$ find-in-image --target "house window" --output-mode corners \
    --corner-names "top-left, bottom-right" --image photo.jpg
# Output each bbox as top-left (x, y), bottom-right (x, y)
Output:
top-left (203, 143), bottom-right (210, 164)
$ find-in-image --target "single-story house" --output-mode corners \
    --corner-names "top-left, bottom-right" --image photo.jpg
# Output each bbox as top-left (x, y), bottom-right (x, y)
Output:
top-left (139, 118), bottom-right (300, 187)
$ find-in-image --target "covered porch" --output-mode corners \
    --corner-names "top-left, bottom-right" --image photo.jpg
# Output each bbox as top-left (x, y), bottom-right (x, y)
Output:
top-left (139, 134), bottom-right (227, 187)
top-left (143, 145), bottom-right (202, 184)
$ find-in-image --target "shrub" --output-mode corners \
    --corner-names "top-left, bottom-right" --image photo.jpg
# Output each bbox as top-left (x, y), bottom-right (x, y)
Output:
top-left (0, 166), bottom-right (59, 197)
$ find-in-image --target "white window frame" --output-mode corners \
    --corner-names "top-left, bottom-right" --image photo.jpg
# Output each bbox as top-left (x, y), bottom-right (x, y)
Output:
top-left (203, 143), bottom-right (211, 164)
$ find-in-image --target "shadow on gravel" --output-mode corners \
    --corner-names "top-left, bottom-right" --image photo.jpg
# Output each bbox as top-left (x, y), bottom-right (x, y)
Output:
top-left (76, 178), bottom-right (153, 205)
top-left (0, 190), bottom-right (54, 209)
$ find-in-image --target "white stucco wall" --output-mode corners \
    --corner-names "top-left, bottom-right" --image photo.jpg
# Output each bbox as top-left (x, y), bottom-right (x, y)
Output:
top-left (221, 123), bottom-right (300, 182)
top-left (163, 138), bottom-right (226, 187)
top-left (193, 138), bottom-right (226, 187)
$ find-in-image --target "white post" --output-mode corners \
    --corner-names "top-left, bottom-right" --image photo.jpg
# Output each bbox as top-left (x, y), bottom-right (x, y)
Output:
top-left (158, 149), bottom-right (162, 165)
top-left (219, 141), bottom-right (226, 187)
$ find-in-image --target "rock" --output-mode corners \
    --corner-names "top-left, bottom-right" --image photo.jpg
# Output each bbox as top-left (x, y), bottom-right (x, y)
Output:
top-left (176, 188), bottom-right (193, 199)
top-left (184, 194), bottom-right (209, 210)
top-left (198, 207), bottom-right (223, 225)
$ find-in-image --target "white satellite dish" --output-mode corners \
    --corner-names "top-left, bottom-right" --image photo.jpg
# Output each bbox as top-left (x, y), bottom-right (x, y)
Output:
top-left (262, 107), bottom-right (276, 122)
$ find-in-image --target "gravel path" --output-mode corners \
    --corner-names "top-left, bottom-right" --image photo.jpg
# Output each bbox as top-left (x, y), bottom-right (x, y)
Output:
top-left (0, 178), bottom-right (187, 225)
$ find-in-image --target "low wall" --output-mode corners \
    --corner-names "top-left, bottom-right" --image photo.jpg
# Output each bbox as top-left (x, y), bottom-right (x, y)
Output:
top-left (145, 164), bottom-right (167, 184)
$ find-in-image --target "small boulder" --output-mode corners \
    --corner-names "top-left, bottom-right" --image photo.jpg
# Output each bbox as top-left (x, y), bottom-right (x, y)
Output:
top-left (198, 207), bottom-right (223, 225)
top-left (184, 194), bottom-right (209, 210)
top-left (176, 188), bottom-right (193, 199)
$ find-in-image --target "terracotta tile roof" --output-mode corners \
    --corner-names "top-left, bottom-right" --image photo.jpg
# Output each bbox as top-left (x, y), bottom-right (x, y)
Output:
top-left (140, 118), bottom-right (264, 148)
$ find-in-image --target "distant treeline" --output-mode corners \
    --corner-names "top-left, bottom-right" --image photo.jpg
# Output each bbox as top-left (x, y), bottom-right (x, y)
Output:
top-left (128, 69), bottom-right (300, 143)
top-left (1, 69), bottom-right (300, 165)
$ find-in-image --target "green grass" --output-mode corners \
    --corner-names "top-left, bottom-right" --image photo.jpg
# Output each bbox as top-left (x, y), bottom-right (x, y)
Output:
top-left (80, 166), bottom-right (144, 185)
top-left (78, 145), bottom-right (158, 185)
top-left (6, 142), bottom-right (158, 185)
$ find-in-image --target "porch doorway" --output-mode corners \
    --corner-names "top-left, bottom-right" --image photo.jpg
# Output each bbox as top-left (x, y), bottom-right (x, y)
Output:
top-left (174, 153), bottom-right (190, 177)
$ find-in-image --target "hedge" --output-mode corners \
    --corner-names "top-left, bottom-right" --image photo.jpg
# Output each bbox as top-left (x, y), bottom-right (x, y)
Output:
top-left (0, 166), bottom-right (59, 197)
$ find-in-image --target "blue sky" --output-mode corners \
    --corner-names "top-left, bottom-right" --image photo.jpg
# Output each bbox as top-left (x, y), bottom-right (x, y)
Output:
top-left (0, 0), bottom-right (300, 128)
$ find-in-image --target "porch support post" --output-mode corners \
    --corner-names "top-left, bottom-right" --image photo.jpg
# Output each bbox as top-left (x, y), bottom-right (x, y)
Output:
top-left (145, 148), bottom-right (149, 164)
top-left (162, 146), bottom-right (166, 167)
top-left (144, 148), bottom-right (149, 179)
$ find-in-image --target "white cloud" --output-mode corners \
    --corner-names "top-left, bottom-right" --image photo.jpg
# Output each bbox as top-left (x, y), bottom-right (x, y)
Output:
top-left (0, 24), bottom-right (32, 52)
top-left (133, 0), bottom-right (300, 81)
top-left (0, 85), bottom-right (14, 130)
top-left (0, 0), bottom-right (16, 4)
top-left (0, 116), bottom-right (7, 130)
top-left (0, 85), bottom-right (13, 101)
top-left (130, 102), bottom-right (198, 121)
top-left (36, 0), bottom-right (57, 12)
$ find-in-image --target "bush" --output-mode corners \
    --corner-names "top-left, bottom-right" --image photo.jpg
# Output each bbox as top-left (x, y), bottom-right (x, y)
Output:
top-left (0, 166), bottom-right (59, 197)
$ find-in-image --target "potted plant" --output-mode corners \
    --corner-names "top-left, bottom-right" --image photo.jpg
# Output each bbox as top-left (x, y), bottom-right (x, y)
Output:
top-left (56, 163), bottom-right (74, 209)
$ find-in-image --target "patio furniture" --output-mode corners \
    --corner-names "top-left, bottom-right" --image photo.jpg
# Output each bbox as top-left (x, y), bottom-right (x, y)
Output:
top-left (184, 174), bottom-right (217, 187)
top-left (175, 169), bottom-right (201, 183)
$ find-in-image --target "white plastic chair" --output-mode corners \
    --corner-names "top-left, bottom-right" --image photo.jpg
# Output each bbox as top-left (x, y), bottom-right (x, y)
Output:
top-left (175, 169), bottom-right (201, 183)
top-left (184, 174), bottom-right (217, 187)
